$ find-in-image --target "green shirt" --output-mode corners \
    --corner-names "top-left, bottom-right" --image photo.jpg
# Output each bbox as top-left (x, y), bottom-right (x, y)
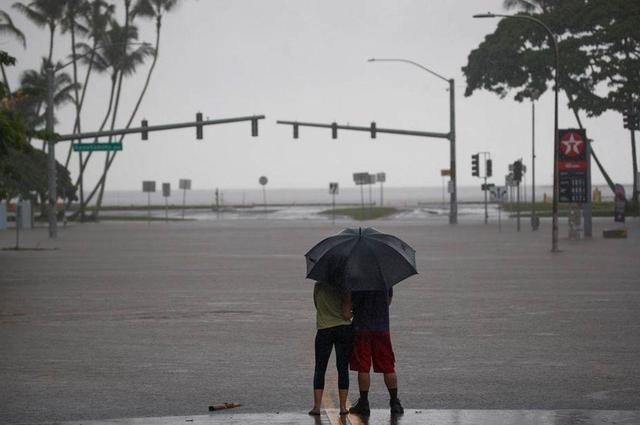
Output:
top-left (314, 282), bottom-right (351, 330)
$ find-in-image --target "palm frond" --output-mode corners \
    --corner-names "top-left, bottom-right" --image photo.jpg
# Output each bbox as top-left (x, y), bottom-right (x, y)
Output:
top-left (0, 10), bottom-right (27, 47)
top-left (12, 2), bottom-right (48, 28)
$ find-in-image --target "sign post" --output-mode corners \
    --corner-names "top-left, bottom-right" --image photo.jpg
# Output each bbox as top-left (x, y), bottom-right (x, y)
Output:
top-left (142, 181), bottom-right (156, 222)
top-left (162, 183), bottom-right (171, 221)
top-left (558, 129), bottom-right (590, 237)
top-left (376, 172), bottom-right (386, 207)
top-left (259, 176), bottom-right (268, 214)
top-left (367, 174), bottom-right (377, 215)
top-left (353, 172), bottom-right (369, 218)
top-left (329, 182), bottom-right (339, 224)
top-left (441, 169), bottom-right (450, 209)
top-left (491, 186), bottom-right (507, 232)
top-left (179, 179), bottom-right (192, 219)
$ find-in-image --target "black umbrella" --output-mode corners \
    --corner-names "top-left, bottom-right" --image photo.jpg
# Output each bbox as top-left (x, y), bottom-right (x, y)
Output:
top-left (305, 227), bottom-right (417, 291)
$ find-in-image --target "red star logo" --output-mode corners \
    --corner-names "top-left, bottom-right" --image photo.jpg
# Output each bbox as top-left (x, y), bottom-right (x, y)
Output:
top-left (560, 132), bottom-right (584, 157)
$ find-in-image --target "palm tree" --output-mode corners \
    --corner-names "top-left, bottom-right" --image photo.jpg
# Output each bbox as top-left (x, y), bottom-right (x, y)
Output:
top-left (69, 18), bottom-right (154, 219)
top-left (90, 0), bottom-right (180, 216)
top-left (13, 0), bottom-right (66, 64)
top-left (18, 58), bottom-right (78, 130)
top-left (0, 9), bottom-right (26, 92)
top-left (60, 0), bottom-right (88, 155)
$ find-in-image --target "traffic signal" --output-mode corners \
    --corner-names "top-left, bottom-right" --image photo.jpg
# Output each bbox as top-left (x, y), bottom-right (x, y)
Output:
top-left (513, 160), bottom-right (523, 182)
top-left (331, 122), bottom-right (337, 139)
top-left (486, 159), bottom-right (492, 178)
top-left (293, 123), bottom-right (299, 139)
top-left (141, 119), bottom-right (148, 140)
top-left (623, 110), bottom-right (638, 130)
top-left (471, 154), bottom-right (480, 177)
top-left (251, 118), bottom-right (258, 137)
top-left (370, 121), bottom-right (377, 139)
top-left (196, 112), bottom-right (203, 140)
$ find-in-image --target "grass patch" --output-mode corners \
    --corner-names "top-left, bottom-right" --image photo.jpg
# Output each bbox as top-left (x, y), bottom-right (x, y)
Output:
top-left (319, 207), bottom-right (400, 221)
top-left (499, 201), bottom-right (635, 217)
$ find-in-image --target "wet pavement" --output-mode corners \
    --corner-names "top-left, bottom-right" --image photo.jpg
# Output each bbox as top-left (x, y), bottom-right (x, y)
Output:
top-left (2, 218), bottom-right (639, 423)
top-left (52, 409), bottom-right (640, 425)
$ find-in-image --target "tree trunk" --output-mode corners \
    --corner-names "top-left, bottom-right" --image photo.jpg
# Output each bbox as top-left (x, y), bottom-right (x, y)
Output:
top-left (93, 14), bottom-right (163, 219)
top-left (67, 74), bottom-right (118, 220)
top-left (90, 0), bottom-right (132, 219)
top-left (63, 41), bottom-right (99, 219)
top-left (565, 90), bottom-right (616, 194)
top-left (48, 23), bottom-right (55, 64)
top-left (1, 63), bottom-right (11, 93)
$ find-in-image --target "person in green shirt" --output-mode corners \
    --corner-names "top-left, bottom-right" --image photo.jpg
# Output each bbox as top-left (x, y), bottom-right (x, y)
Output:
top-left (309, 281), bottom-right (352, 416)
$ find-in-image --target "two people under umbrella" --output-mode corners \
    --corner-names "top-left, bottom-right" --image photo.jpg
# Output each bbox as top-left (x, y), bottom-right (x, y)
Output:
top-left (306, 228), bottom-right (417, 416)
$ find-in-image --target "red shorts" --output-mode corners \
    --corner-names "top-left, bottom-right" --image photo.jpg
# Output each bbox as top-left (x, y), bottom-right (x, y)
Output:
top-left (350, 331), bottom-right (395, 373)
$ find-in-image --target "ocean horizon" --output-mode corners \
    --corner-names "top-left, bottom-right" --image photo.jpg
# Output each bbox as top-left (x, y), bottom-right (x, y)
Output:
top-left (99, 183), bottom-right (625, 207)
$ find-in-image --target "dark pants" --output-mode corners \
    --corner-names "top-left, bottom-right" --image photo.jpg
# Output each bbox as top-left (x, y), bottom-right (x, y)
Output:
top-left (313, 325), bottom-right (352, 390)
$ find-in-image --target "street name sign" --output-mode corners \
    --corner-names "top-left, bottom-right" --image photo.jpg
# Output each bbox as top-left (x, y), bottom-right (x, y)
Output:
top-left (73, 142), bottom-right (122, 152)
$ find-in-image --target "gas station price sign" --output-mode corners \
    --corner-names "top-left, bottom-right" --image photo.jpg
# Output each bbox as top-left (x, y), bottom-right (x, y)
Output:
top-left (558, 129), bottom-right (589, 203)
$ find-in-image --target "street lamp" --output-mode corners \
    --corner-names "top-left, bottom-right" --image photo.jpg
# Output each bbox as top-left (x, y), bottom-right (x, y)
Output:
top-left (368, 58), bottom-right (457, 225)
top-left (473, 12), bottom-right (560, 252)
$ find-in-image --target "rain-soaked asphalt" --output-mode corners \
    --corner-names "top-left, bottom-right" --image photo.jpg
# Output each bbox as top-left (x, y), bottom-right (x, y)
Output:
top-left (1, 217), bottom-right (639, 424)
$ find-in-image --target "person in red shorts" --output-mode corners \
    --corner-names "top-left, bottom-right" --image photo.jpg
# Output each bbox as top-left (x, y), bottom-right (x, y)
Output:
top-left (348, 287), bottom-right (403, 416)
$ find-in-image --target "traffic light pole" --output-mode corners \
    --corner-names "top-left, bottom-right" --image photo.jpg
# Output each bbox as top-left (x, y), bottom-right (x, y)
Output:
top-left (481, 152), bottom-right (490, 225)
top-left (38, 114), bottom-right (265, 237)
top-left (276, 120), bottom-right (456, 223)
top-left (449, 79), bottom-right (458, 225)
top-left (55, 115), bottom-right (265, 141)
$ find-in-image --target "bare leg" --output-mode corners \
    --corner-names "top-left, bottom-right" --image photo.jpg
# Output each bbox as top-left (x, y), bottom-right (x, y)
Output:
top-left (309, 389), bottom-right (323, 415)
top-left (383, 372), bottom-right (398, 389)
top-left (358, 372), bottom-right (371, 391)
top-left (338, 389), bottom-right (349, 413)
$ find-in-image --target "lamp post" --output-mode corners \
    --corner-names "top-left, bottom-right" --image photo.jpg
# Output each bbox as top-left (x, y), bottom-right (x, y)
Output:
top-left (531, 95), bottom-right (540, 230)
top-left (368, 58), bottom-right (457, 225)
top-left (473, 12), bottom-right (560, 252)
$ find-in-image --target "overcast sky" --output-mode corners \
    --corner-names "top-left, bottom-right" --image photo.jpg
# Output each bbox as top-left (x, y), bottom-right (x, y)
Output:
top-left (2, 0), bottom-right (635, 191)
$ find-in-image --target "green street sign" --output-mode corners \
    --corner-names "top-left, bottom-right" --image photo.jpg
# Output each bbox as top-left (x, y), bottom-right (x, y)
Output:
top-left (73, 142), bottom-right (123, 152)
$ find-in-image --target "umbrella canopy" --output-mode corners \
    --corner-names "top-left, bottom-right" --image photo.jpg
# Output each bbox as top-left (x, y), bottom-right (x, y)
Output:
top-left (305, 227), bottom-right (417, 291)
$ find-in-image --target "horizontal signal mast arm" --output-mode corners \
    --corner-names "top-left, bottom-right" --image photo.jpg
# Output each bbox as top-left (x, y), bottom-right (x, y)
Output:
top-left (276, 120), bottom-right (449, 140)
top-left (55, 115), bottom-right (266, 142)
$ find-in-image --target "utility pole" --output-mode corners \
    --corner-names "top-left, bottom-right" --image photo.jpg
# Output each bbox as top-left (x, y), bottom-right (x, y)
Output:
top-left (531, 99), bottom-right (539, 230)
top-left (449, 78), bottom-right (457, 224)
